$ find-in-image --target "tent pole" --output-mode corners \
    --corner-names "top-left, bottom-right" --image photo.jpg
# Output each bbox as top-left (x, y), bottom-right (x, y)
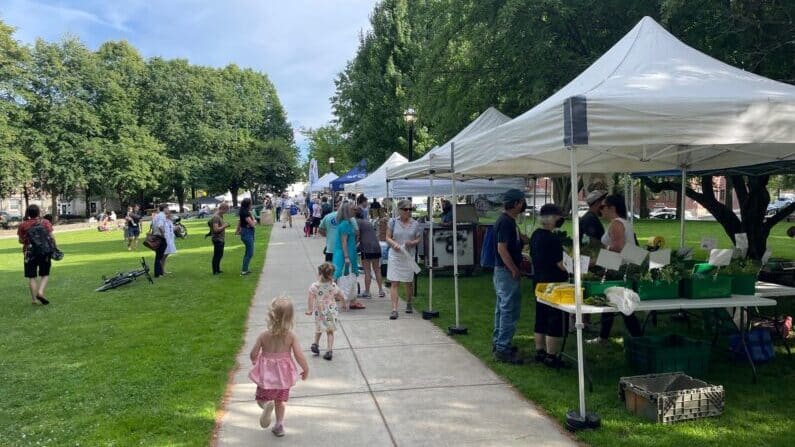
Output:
top-left (680, 167), bottom-right (687, 248)
top-left (565, 147), bottom-right (600, 431)
top-left (423, 164), bottom-right (439, 319)
top-left (629, 175), bottom-right (635, 223)
top-left (532, 177), bottom-right (537, 229)
top-left (448, 142), bottom-right (467, 335)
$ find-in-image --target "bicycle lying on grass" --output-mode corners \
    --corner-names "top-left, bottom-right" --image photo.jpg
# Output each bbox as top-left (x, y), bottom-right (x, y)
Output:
top-left (95, 257), bottom-right (154, 292)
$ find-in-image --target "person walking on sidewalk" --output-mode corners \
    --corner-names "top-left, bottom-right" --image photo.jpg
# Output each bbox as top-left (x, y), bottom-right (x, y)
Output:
top-left (356, 208), bottom-right (385, 298)
top-left (386, 199), bottom-right (421, 320)
top-left (17, 204), bottom-right (58, 305)
top-left (237, 198), bottom-right (257, 276)
top-left (280, 194), bottom-right (294, 228)
top-left (208, 203), bottom-right (230, 275)
top-left (333, 202), bottom-right (365, 310)
top-left (492, 189), bottom-right (527, 364)
top-left (305, 262), bottom-right (344, 360)
top-left (249, 297), bottom-right (309, 437)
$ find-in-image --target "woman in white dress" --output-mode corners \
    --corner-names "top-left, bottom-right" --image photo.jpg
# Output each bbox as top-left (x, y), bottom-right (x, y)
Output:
top-left (385, 199), bottom-right (421, 320)
top-left (162, 208), bottom-right (177, 275)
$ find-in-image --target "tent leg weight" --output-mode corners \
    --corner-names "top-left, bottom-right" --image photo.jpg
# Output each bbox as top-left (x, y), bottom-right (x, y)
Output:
top-left (422, 310), bottom-right (440, 320)
top-left (565, 410), bottom-right (601, 432)
top-left (448, 325), bottom-right (468, 335)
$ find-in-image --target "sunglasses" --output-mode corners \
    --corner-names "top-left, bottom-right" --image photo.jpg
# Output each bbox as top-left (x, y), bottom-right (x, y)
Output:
top-left (400, 208), bottom-right (412, 211)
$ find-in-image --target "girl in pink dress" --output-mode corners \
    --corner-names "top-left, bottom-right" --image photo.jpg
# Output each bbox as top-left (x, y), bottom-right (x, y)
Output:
top-left (249, 297), bottom-right (309, 437)
top-left (305, 262), bottom-right (345, 360)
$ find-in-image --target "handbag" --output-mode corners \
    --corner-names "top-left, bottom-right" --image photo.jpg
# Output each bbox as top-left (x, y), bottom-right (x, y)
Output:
top-left (143, 233), bottom-right (162, 251)
top-left (337, 263), bottom-right (358, 301)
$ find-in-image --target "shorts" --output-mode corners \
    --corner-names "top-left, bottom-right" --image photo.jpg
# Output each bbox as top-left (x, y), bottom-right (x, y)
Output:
top-left (311, 217), bottom-right (321, 228)
top-left (361, 252), bottom-right (381, 260)
top-left (255, 386), bottom-right (290, 402)
top-left (126, 226), bottom-right (141, 238)
top-left (24, 255), bottom-right (52, 278)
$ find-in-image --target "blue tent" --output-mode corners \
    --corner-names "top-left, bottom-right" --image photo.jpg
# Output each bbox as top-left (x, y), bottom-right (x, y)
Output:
top-left (330, 160), bottom-right (368, 192)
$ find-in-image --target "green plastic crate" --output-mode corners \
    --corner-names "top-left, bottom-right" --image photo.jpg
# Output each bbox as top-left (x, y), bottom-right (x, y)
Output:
top-left (681, 275), bottom-right (732, 299)
top-left (635, 280), bottom-right (680, 300)
top-left (584, 280), bottom-right (631, 297)
top-left (729, 274), bottom-right (757, 295)
top-left (624, 335), bottom-right (711, 377)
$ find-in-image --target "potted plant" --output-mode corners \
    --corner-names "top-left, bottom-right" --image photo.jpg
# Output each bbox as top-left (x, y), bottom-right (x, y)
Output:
top-left (719, 257), bottom-right (761, 295)
top-left (635, 264), bottom-right (681, 300)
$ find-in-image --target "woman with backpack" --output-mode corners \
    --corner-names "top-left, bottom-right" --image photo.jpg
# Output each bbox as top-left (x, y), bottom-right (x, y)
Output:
top-left (17, 204), bottom-right (58, 305)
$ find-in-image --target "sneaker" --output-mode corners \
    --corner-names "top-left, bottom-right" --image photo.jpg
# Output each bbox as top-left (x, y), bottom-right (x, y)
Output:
top-left (378, 290), bottom-right (386, 298)
top-left (310, 343), bottom-right (320, 356)
top-left (544, 355), bottom-right (568, 369)
top-left (323, 351), bottom-right (333, 361)
top-left (405, 303), bottom-right (413, 314)
top-left (493, 350), bottom-right (523, 365)
top-left (358, 292), bottom-right (371, 299)
top-left (586, 337), bottom-right (610, 346)
top-left (389, 310), bottom-right (398, 320)
top-left (241, 270), bottom-right (251, 276)
top-left (259, 401), bottom-right (274, 428)
top-left (271, 423), bottom-right (285, 437)
top-left (36, 295), bottom-right (50, 305)
top-left (492, 344), bottom-right (519, 355)
top-left (534, 349), bottom-right (548, 363)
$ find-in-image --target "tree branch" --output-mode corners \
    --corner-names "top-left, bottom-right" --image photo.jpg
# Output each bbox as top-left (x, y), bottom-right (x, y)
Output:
top-left (765, 201), bottom-right (795, 229)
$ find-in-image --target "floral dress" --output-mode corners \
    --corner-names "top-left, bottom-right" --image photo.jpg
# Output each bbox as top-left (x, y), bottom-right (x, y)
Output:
top-left (309, 281), bottom-right (343, 332)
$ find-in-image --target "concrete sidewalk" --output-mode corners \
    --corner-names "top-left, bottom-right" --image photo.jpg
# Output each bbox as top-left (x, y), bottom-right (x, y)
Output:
top-left (215, 217), bottom-right (577, 446)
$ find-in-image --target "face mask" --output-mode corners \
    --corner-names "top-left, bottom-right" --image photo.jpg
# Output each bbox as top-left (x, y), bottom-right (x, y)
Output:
top-left (555, 217), bottom-right (565, 228)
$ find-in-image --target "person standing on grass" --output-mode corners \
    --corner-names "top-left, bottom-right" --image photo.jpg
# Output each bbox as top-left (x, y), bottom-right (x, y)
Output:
top-left (492, 189), bottom-right (527, 364)
top-left (161, 208), bottom-right (177, 275)
top-left (581, 190), bottom-right (607, 243)
top-left (151, 204), bottom-right (168, 278)
top-left (305, 262), bottom-right (344, 360)
top-left (386, 199), bottom-right (421, 320)
top-left (124, 205), bottom-right (142, 251)
top-left (209, 203), bottom-right (230, 275)
top-left (530, 204), bottom-right (569, 368)
top-left (333, 202), bottom-right (365, 310)
top-left (356, 208), bottom-right (385, 298)
top-left (587, 194), bottom-right (643, 346)
top-left (237, 198), bottom-right (257, 276)
top-left (249, 297), bottom-right (309, 437)
top-left (17, 204), bottom-right (57, 305)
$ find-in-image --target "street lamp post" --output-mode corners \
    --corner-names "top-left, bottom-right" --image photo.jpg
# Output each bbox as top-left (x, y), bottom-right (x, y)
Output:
top-left (403, 107), bottom-right (416, 161)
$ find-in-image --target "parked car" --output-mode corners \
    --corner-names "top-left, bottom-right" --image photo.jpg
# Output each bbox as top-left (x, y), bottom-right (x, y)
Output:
top-left (651, 211), bottom-right (677, 220)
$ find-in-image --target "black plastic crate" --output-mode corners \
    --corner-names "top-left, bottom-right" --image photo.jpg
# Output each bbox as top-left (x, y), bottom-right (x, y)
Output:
top-left (619, 372), bottom-right (724, 424)
top-left (625, 334), bottom-right (711, 377)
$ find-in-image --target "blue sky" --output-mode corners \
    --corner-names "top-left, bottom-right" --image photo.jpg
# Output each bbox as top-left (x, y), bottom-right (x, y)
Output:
top-left (0, 0), bottom-right (376, 151)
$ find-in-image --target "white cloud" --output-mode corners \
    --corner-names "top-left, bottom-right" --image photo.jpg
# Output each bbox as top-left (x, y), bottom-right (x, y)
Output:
top-left (0, 0), bottom-right (375, 134)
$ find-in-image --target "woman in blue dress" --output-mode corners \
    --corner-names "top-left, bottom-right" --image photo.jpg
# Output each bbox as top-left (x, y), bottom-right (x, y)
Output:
top-left (333, 202), bottom-right (364, 309)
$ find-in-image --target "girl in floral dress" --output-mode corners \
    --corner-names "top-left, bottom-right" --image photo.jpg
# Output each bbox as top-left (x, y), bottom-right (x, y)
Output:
top-left (305, 262), bottom-right (345, 361)
top-left (249, 297), bottom-right (309, 437)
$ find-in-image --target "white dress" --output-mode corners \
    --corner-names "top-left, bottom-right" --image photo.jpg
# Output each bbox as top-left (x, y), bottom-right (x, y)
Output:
top-left (387, 218), bottom-right (420, 282)
top-left (164, 220), bottom-right (177, 255)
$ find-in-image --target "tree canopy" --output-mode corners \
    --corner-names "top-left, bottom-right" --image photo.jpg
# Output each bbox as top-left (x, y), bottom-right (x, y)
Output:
top-left (0, 20), bottom-right (299, 215)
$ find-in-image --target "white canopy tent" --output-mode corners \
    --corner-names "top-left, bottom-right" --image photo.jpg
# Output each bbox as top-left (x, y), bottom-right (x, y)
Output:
top-left (450, 16), bottom-right (795, 427)
top-left (344, 152), bottom-right (408, 197)
top-left (389, 178), bottom-right (525, 197)
top-left (309, 172), bottom-right (338, 193)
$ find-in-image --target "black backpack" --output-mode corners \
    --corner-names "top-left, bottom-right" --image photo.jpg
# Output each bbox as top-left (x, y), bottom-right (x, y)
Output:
top-left (28, 221), bottom-right (54, 257)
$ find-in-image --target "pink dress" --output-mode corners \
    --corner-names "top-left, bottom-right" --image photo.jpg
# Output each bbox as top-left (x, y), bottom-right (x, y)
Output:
top-left (249, 351), bottom-right (298, 402)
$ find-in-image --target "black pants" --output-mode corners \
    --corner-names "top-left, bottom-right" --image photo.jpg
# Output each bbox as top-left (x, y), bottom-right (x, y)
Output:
top-left (275, 207), bottom-right (281, 221)
top-left (212, 240), bottom-right (225, 273)
top-left (154, 240), bottom-right (167, 277)
top-left (600, 313), bottom-right (643, 339)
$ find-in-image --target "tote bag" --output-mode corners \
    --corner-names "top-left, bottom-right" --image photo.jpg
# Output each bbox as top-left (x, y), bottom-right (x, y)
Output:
top-left (337, 263), bottom-right (358, 301)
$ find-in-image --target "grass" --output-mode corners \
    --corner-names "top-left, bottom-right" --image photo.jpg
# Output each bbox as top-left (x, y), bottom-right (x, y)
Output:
top-left (0, 218), bottom-right (270, 446)
top-left (411, 219), bottom-right (794, 447)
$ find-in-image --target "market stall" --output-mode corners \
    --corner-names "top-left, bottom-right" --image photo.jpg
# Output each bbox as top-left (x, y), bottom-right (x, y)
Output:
top-left (330, 160), bottom-right (367, 192)
top-left (444, 16), bottom-right (795, 429)
top-left (309, 172), bottom-right (338, 193)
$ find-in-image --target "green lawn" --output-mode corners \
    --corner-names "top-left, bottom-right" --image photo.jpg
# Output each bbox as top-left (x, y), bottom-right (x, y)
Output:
top-left (0, 218), bottom-right (270, 446)
top-left (412, 219), bottom-right (794, 447)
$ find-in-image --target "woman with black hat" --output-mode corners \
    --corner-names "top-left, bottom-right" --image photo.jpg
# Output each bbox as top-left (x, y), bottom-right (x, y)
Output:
top-left (530, 203), bottom-right (570, 367)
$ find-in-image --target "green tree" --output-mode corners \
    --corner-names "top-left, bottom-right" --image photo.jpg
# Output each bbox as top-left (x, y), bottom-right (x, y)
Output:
top-left (0, 20), bottom-right (32, 198)
top-left (302, 125), bottom-right (352, 175)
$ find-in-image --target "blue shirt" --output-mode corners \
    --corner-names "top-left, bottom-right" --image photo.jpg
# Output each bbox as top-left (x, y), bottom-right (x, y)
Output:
top-left (319, 211), bottom-right (358, 253)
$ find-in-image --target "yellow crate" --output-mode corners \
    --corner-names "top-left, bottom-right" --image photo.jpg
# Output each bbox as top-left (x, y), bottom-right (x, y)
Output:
top-left (535, 283), bottom-right (581, 305)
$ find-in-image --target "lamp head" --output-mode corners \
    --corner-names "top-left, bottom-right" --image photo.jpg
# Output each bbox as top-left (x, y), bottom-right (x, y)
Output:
top-left (403, 107), bottom-right (416, 124)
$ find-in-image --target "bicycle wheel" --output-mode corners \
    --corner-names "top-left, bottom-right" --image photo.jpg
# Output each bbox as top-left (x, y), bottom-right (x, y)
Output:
top-left (95, 277), bottom-right (133, 292)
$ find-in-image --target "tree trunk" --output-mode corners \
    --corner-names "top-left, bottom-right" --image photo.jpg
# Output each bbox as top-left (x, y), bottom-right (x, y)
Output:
top-left (230, 188), bottom-right (239, 208)
top-left (85, 187), bottom-right (91, 218)
top-left (22, 184), bottom-right (30, 210)
top-left (191, 186), bottom-right (196, 201)
top-left (642, 175), bottom-right (795, 261)
top-left (552, 177), bottom-right (572, 214)
top-left (639, 182), bottom-right (649, 218)
top-left (50, 192), bottom-right (58, 223)
top-left (176, 188), bottom-right (185, 213)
